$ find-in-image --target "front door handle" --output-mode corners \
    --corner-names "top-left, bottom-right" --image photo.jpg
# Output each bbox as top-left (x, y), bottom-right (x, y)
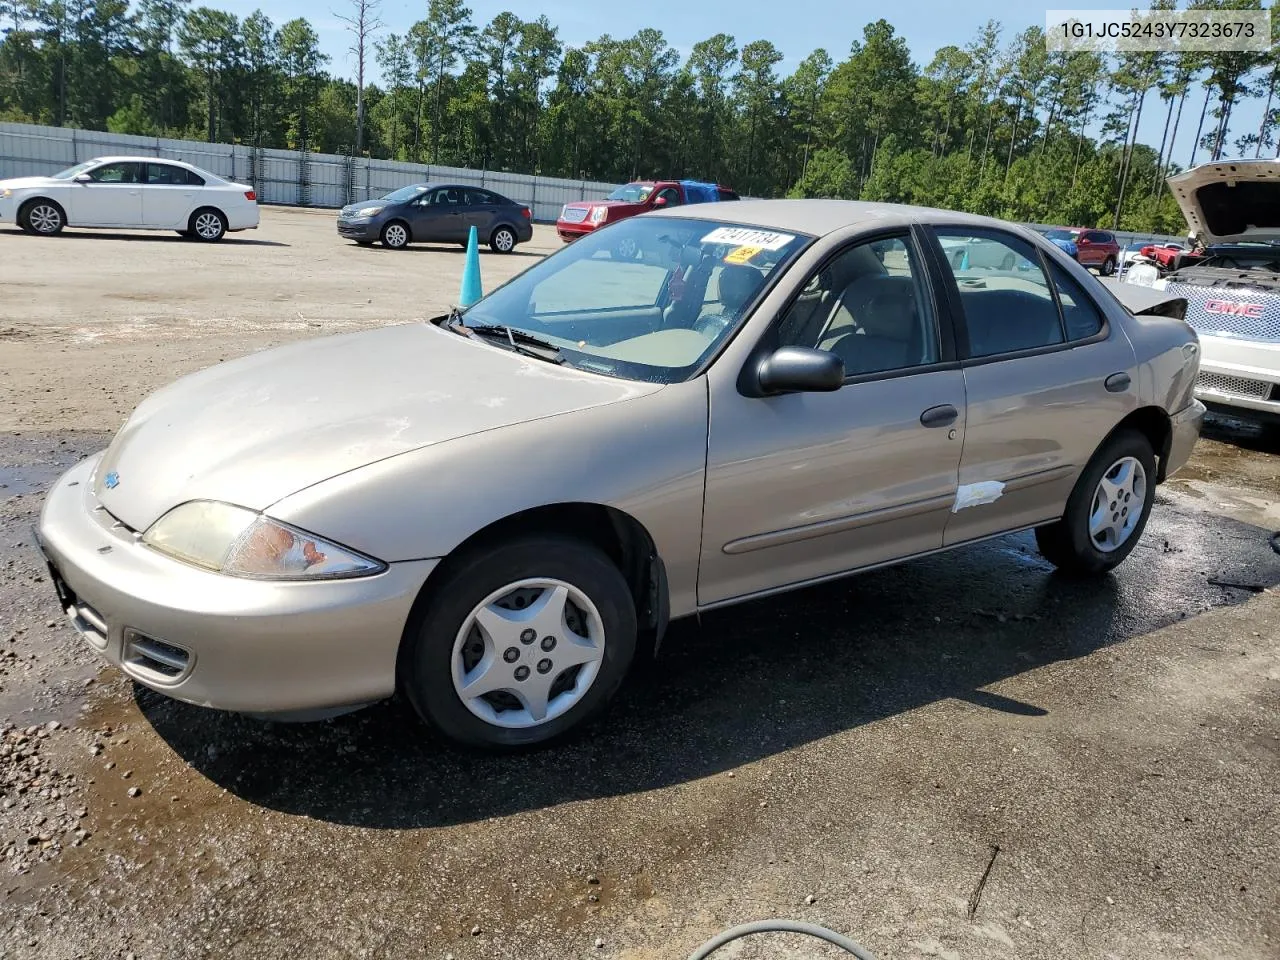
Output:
top-left (920, 404), bottom-right (959, 428)
top-left (1104, 372), bottom-right (1131, 393)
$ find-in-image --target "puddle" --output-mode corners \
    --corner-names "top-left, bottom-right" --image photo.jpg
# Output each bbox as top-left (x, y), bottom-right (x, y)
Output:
top-left (0, 462), bottom-right (66, 497)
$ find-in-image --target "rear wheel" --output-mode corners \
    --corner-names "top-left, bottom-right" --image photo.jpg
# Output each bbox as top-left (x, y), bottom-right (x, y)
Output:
top-left (381, 220), bottom-right (410, 249)
top-left (189, 208), bottom-right (227, 242)
top-left (1035, 429), bottom-right (1156, 575)
top-left (1100, 256), bottom-right (1117, 276)
top-left (20, 199), bottom-right (65, 236)
top-left (402, 535), bottom-right (637, 750)
top-left (490, 225), bottom-right (517, 253)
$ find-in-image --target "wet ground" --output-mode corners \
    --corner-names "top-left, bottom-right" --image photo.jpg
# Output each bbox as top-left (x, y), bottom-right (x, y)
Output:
top-left (1, 421), bottom-right (1277, 960)
top-left (1, 210), bottom-right (1278, 959)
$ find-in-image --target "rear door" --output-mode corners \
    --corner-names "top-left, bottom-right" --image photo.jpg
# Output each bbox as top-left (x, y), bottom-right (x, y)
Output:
top-left (68, 161), bottom-right (144, 227)
top-left (924, 226), bottom-right (1138, 546)
top-left (463, 188), bottom-right (501, 237)
top-left (141, 162), bottom-right (199, 228)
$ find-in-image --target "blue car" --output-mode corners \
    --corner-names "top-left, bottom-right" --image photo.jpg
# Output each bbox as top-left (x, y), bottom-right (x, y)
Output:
top-left (1042, 229), bottom-right (1079, 259)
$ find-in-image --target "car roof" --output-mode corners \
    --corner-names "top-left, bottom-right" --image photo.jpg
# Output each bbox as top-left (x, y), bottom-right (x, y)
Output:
top-left (88, 155), bottom-right (207, 172)
top-left (645, 198), bottom-right (1046, 239)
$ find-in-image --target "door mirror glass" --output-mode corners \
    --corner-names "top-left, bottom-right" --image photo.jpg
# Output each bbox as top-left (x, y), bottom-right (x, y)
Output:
top-left (757, 346), bottom-right (845, 394)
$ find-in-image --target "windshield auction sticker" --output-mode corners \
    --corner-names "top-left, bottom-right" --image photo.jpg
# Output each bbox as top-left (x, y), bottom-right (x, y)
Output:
top-left (1047, 9), bottom-right (1270, 53)
top-left (724, 245), bottom-right (765, 264)
top-left (701, 228), bottom-right (795, 251)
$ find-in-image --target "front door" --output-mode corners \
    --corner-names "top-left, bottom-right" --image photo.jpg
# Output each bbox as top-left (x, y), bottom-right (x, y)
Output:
top-left (409, 186), bottom-right (466, 242)
top-left (68, 160), bottom-right (144, 226)
top-left (699, 230), bottom-right (967, 606)
top-left (924, 226), bottom-right (1139, 546)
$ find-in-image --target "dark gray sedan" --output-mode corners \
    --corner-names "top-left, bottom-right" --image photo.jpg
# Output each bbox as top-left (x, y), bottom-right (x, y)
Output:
top-left (336, 182), bottom-right (534, 252)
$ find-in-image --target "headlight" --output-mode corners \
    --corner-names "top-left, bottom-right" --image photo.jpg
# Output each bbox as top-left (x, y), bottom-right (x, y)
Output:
top-left (590, 206), bottom-right (608, 224)
top-left (142, 501), bottom-right (386, 580)
top-left (1, 189), bottom-right (11, 199)
top-left (356, 206), bottom-right (384, 218)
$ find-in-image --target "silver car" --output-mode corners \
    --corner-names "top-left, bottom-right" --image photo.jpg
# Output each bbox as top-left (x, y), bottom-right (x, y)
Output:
top-left (36, 201), bottom-right (1206, 748)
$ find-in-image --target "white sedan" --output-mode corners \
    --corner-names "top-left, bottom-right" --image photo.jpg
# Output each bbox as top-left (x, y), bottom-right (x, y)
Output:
top-left (0, 156), bottom-right (259, 241)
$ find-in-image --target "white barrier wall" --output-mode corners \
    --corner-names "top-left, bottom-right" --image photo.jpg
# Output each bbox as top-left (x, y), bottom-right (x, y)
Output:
top-left (0, 121), bottom-right (620, 223)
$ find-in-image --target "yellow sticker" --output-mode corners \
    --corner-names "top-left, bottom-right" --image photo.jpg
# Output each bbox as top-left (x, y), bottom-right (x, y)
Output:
top-left (724, 245), bottom-right (763, 264)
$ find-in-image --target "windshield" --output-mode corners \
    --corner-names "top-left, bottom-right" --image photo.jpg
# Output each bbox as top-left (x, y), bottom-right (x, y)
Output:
top-left (49, 161), bottom-right (97, 180)
top-left (458, 217), bottom-right (810, 383)
top-left (380, 184), bottom-right (430, 203)
top-left (1044, 229), bottom-right (1078, 242)
top-left (606, 184), bottom-right (654, 203)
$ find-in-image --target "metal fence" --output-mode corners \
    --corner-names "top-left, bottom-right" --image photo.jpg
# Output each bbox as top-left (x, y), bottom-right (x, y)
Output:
top-left (0, 121), bottom-right (620, 223)
top-left (1, 121), bottom-right (1190, 242)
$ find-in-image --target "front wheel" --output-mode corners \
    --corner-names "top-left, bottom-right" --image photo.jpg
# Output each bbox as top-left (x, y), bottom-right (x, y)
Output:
top-left (490, 225), bottom-right (517, 253)
top-left (1035, 429), bottom-right (1156, 575)
top-left (381, 220), bottom-right (410, 249)
top-left (190, 208), bottom-right (227, 242)
top-left (402, 535), bottom-right (637, 750)
top-left (21, 200), bottom-right (65, 236)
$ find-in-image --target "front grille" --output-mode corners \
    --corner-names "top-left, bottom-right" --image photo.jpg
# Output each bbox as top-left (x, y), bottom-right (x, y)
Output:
top-left (123, 630), bottom-right (190, 682)
top-left (1196, 371), bottom-right (1275, 401)
top-left (560, 206), bottom-right (588, 223)
top-left (1167, 280), bottom-right (1280, 342)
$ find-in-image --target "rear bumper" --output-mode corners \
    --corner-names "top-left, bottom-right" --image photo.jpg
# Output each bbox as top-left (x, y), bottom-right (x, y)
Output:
top-left (36, 455), bottom-right (437, 714)
top-left (1194, 334), bottom-right (1280, 420)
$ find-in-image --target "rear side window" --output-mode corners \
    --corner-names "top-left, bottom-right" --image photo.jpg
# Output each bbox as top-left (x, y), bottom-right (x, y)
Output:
top-left (935, 228), bottom-right (1064, 358)
top-left (465, 189), bottom-right (499, 205)
top-left (185, 169), bottom-right (205, 186)
top-left (146, 164), bottom-right (194, 185)
top-left (1047, 260), bottom-right (1105, 341)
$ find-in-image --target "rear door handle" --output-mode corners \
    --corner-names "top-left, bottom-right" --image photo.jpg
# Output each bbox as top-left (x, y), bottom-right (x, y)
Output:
top-left (920, 404), bottom-right (959, 428)
top-left (1104, 372), bottom-right (1131, 393)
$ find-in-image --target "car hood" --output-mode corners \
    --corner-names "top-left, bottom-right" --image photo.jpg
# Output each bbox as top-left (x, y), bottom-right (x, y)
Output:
top-left (563, 200), bottom-right (636, 210)
top-left (1167, 160), bottom-right (1280, 244)
top-left (92, 323), bottom-right (661, 532)
top-left (0, 176), bottom-right (58, 190)
top-left (339, 200), bottom-right (390, 217)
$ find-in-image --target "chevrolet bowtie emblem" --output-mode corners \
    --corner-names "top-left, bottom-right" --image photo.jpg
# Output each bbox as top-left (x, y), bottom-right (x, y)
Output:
top-left (103, 471), bottom-right (120, 489)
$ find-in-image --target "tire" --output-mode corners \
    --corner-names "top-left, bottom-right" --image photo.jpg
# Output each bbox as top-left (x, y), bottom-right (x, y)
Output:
top-left (381, 220), bottom-right (410, 249)
top-left (614, 236), bottom-right (638, 260)
top-left (1035, 429), bottom-right (1156, 576)
top-left (1100, 256), bottom-right (1116, 276)
top-left (20, 199), bottom-right (65, 236)
top-left (1000, 252), bottom-right (1015, 270)
top-left (189, 208), bottom-right (227, 242)
top-left (490, 225), bottom-right (517, 253)
top-left (402, 535), bottom-right (638, 750)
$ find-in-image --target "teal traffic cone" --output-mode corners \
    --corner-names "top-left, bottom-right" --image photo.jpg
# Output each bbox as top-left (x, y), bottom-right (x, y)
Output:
top-left (460, 225), bottom-right (483, 306)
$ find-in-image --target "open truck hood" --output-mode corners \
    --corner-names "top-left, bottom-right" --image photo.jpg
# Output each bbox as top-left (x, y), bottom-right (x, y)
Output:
top-left (1167, 160), bottom-right (1280, 245)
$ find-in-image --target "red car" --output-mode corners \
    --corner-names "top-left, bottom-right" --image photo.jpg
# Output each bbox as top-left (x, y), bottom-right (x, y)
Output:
top-left (557, 180), bottom-right (738, 249)
top-left (1063, 227), bottom-right (1122, 275)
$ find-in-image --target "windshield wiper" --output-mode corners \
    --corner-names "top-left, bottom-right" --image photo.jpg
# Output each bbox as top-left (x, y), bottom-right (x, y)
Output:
top-left (464, 323), bottom-right (564, 363)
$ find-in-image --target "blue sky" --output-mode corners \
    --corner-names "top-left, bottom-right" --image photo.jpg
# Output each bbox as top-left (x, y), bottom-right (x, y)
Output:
top-left (209, 0), bottom-right (1270, 165)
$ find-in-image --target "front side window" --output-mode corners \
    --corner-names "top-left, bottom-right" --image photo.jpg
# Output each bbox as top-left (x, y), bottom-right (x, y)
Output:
top-left (936, 228), bottom-right (1064, 358)
top-left (655, 187), bottom-right (682, 206)
top-left (458, 217), bottom-right (809, 383)
top-left (88, 162), bottom-right (143, 183)
top-left (776, 234), bottom-right (939, 377)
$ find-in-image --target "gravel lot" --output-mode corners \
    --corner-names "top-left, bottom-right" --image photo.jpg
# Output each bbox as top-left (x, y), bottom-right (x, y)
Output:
top-left (1, 207), bottom-right (1278, 960)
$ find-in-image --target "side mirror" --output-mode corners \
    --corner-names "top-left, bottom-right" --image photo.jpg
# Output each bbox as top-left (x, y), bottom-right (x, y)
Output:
top-left (756, 346), bottom-right (844, 395)
top-left (73, 173), bottom-right (91, 183)
top-left (652, 195), bottom-right (668, 207)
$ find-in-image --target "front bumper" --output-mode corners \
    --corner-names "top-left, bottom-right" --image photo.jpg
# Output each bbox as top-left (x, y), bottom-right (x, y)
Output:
top-left (1194, 334), bottom-right (1280, 421)
top-left (337, 218), bottom-right (380, 241)
top-left (556, 220), bottom-right (595, 242)
top-left (1164, 398), bottom-right (1206, 480)
top-left (36, 455), bottom-right (437, 714)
